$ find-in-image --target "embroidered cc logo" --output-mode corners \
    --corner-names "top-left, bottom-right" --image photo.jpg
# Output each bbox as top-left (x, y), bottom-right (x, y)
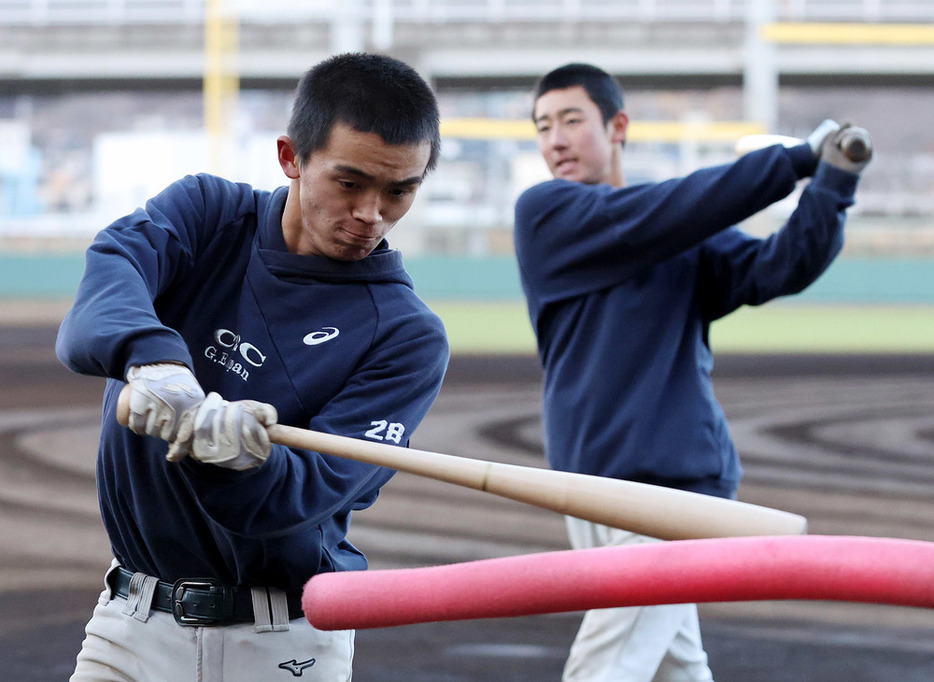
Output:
top-left (213, 328), bottom-right (267, 367)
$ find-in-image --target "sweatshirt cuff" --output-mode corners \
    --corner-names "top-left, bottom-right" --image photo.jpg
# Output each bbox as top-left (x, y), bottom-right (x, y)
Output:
top-left (811, 161), bottom-right (860, 200)
top-left (786, 142), bottom-right (819, 179)
top-left (121, 331), bottom-right (196, 380)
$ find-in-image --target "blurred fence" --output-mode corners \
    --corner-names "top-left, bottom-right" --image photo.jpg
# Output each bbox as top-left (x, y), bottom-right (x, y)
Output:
top-left (3, 252), bottom-right (934, 305)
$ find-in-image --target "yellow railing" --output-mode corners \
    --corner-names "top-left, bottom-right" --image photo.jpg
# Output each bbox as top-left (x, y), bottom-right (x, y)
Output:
top-left (763, 22), bottom-right (934, 45)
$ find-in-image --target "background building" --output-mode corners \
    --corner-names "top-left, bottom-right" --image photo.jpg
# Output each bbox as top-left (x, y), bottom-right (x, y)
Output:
top-left (1, 0), bottom-right (933, 303)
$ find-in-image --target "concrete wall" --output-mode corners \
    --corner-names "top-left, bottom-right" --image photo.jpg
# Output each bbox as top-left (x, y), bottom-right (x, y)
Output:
top-left (4, 252), bottom-right (934, 304)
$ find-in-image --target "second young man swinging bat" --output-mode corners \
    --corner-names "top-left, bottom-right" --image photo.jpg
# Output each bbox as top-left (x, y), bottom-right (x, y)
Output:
top-left (514, 62), bottom-right (872, 682)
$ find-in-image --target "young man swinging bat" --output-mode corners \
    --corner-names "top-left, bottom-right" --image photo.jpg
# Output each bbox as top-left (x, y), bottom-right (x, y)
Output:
top-left (513, 63), bottom-right (872, 681)
top-left (57, 53), bottom-right (448, 680)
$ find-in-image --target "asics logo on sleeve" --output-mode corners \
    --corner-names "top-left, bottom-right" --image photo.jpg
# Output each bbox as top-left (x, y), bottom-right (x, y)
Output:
top-left (303, 327), bottom-right (340, 346)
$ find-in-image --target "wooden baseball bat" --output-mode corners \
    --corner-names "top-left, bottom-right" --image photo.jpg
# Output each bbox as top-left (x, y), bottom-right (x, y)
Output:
top-left (735, 127), bottom-right (872, 163)
top-left (116, 387), bottom-right (807, 540)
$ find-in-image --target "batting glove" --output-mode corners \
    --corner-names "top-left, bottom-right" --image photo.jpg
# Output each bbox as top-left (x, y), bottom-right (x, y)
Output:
top-left (125, 363), bottom-right (206, 442)
top-left (805, 119), bottom-right (841, 158)
top-left (820, 123), bottom-right (873, 175)
top-left (168, 392), bottom-right (278, 470)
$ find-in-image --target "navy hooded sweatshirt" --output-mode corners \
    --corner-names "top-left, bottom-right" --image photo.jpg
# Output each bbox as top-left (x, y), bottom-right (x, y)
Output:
top-left (56, 173), bottom-right (449, 596)
top-left (514, 143), bottom-right (858, 499)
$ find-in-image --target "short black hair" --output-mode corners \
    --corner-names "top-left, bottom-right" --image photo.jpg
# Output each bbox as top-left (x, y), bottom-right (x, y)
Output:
top-left (532, 63), bottom-right (624, 125)
top-left (287, 52), bottom-right (441, 175)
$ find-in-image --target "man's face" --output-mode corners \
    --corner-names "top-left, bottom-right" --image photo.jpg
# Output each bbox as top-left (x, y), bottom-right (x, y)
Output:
top-left (533, 85), bottom-right (625, 185)
top-left (278, 122), bottom-right (431, 261)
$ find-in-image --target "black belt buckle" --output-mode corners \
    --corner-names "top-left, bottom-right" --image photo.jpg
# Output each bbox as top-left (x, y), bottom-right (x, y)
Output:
top-left (172, 578), bottom-right (233, 626)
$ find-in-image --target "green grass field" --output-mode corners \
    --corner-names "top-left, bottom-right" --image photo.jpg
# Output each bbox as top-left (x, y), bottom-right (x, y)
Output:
top-left (3, 252), bottom-right (933, 355)
top-left (428, 300), bottom-right (934, 355)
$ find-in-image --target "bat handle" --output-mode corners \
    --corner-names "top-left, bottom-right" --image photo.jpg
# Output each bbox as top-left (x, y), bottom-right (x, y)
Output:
top-left (840, 127), bottom-right (872, 164)
top-left (116, 385), bottom-right (131, 426)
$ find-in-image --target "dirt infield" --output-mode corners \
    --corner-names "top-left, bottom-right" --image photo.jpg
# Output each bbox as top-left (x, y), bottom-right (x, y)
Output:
top-left (1, 323), bottom-right (933, 680)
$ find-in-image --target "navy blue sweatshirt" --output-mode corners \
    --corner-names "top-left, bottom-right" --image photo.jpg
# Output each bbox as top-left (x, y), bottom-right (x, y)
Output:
top-left (56, 173), bottom-right (449, 595)
top-left (514, 144), bottom-right (858, 499)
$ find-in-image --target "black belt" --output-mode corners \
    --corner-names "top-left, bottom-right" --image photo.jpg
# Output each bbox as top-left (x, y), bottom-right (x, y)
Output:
top-left (109, 567), bottom-right (303, 626)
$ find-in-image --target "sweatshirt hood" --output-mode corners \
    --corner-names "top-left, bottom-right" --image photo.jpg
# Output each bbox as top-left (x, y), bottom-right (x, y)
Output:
top-left (255, 185), bottom-right (414, 288)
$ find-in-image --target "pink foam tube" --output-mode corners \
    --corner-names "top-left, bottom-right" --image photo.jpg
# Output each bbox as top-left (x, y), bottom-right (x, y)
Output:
top-left (303, 535), bottom-right (934, 630)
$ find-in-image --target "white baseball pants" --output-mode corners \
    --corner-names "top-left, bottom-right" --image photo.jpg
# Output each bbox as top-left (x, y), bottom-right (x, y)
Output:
top-left (562, 517), bottom-right (715, 682)
top-left (70, 562), bottom-right (354, 682)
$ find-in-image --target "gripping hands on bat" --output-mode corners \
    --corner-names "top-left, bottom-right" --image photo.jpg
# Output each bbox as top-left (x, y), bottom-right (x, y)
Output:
top-left (818, 122), bottom-right (873, 174)
top-left (123, 363), bottom-right (276, 470)
top-left (737, 118), bottom-right (873, 174)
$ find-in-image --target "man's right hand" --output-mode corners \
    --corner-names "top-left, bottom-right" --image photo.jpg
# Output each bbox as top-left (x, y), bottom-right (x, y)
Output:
top-left (125, 363), bottom-right (206, 442)
top-left (167, 392), bottom-right (278, 470)
top-left (821, 124), bottom-right (873, 175)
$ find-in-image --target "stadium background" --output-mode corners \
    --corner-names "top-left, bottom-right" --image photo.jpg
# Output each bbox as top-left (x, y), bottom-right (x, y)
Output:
top-left (2, 0), bottom-right (934, 355)
top-left (2, 2), bottom-right (934, 680)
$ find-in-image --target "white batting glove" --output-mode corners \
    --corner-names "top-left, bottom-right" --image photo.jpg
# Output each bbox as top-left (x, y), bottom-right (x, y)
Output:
top-left (168, 392), bottom-right (278, 470)
top-left (125, 363), bottom-right (205, 442)
top-left (820, 123), bottom-right (873, 175)
top-left (806, 119), bottom-right (841, 158)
